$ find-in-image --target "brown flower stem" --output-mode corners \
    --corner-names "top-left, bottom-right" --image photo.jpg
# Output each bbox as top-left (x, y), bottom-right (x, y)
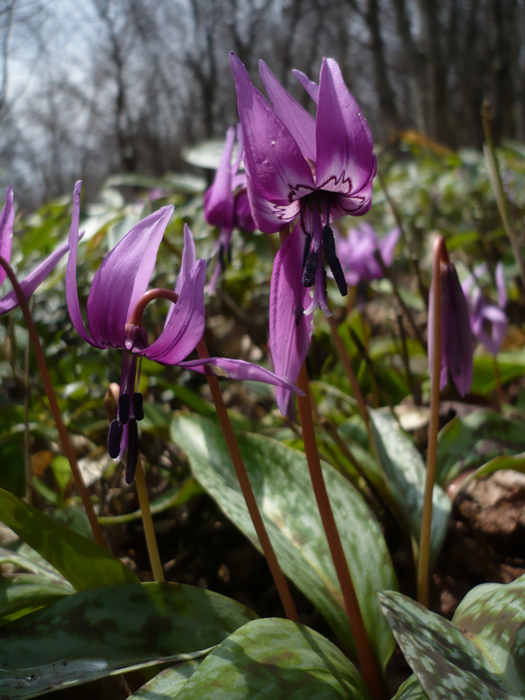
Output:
top-left (0, 256), bottom-right (106, 549)
top-left (327, 314), bottom-right (372, 445)
top-left (134, 455), bottom-right (165, 582)
top-left (24, 298), bottom-right (33, 503)
top-left (297, 362), bottom-right (387, 700)
top-left (196, 338), bottom-right (298, 622)
top-left (417, 236), bottom-right (444, 607)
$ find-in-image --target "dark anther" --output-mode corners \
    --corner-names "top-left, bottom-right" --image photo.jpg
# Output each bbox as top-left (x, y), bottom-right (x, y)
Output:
top-left (294, 303), bottom-right (304, 327)
top-left (302, 231), bottom-right (312, 269)
top-left (118, 393), bottom-right (130, 424)
top-left (302, 250), bottom-right (318, 287)
top-left (125, 418), bottom-right (139, 484)
top-left (226, 243), bottom-right (232, 265)
top-left (133, 392), bottom-right (144, 421)
top-left (322, 225), bottom-right (347, 297)
top-left (218, 243), bottom-right (225, 270)
top-left (108, 419), bottom-right (123, 459)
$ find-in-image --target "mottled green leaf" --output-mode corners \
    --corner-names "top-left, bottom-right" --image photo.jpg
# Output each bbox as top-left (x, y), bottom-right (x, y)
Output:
top-left (0, 574), bottom-right (74, 623)
top-left (171, 413), bottom-right (397, 668)
top-left (174, 618), bottom-right (369, 700)
top-left (436, 410), bottom-right (525, 486)
top-left (0, 548), bottom-right (62, 578)
top-left (369, 409), bottom-right (450, 563)
top-left (129, 659), bottom-right (201, 699)
top-left (458, 453), bottom-right (525, 492)
top-left (0, 582), bottom-right (256, 699)
top-left (0, 487), bottom-right (139, 590)
top-left (393, 675), bottom-right (428, 700)
top-left (453, 575), bottom-right (525, 694)
top-left (378, 591), bottom-right (510, 700)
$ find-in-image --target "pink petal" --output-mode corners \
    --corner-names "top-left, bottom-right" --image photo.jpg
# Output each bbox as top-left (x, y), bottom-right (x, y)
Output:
top-left (204, 127), bottom-right (235, 230)
top-left (0, 188), bottom-right (14, 287)
top-left (65, 182), bottom-right (100, 347)
top-left (144, 259), bottom-right (206, 365)
top-left (315, 58), bottom-right (375, 196)
top-left (87, 205), bottom-right (173, 348)
top-left (378, 226), bottom-right (400, 267)
top-left (179, 356), bottom-right (303, 394)
top-left (259, 60), bottom-right (316, 163)
top-left (269, 223), bottom-right (313, 415)
top-left (230, 53), bottom-right (315, 205)
top-left (174, 224), bottom-right (197, 295)
top-left (0, 237), bottom-right (76, 315)
top-left (292, 70), bottom-right (319, 103)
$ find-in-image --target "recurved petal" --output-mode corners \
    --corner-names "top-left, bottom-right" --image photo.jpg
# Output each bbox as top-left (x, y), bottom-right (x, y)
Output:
top-left (86, 205), bottom-right (173, 348)
top-left (378, 226), bottom-right (400, 267)
top-left (0, 236), bottom-right (79, 315)
top-left (178, 356), bottom-right (304, 395)
top-left (245, 172), bottom-right (300, 234)
top-left (444, 264), bottom-right (473, 396)
top-left (315, 58), bottom-right (375, 195)
top-left (292, 69), bottom-right (320, 103)
top-left (269, 223), bottom-right (313, 415)
top-left (230, 53), bottom-right (315, 204)
top-left (65, 182), bottom-right (100, 347)
top-left (174, 224), bottom-right (197, 295)
top-left (0, 188), bottom-right (14, 287)
top-left (204, 127), bottom-right (235, 230)
top-left (144, 258), bottom-right (206, 365)
top-left (259, 60), bottom-right (316, 163)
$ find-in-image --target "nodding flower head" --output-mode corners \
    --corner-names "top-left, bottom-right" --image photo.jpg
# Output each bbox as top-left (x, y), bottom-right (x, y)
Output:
top-left (335, 223), bottom-right (399, 287)
top-left (66, 182), bottom-right (300, 482)
top-left (428, 241), bottom-right (473, 397)
top-left (230, 53), bottom-right (376, 315)
top-left (0, 187), bottom-right (79, 315)
top-left (462, 262), bottom-right (507, 357)
top-left (204, 125), bottom-right (256, 294)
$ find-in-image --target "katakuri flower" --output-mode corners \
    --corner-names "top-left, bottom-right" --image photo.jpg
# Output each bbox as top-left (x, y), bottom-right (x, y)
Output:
top-left (230, 53), bottom-right (376, 315)
top-left (0, 188), bottom-right (78, 314)
top-left (462, 262), bottom-right (507, 356)
top-left (335, 223), bottom-right (399, 287)
top-left (66, 182), bottom-right (299, 482)
top-left (428, 244), bottom-right (473, 396)
top-left (204, 125), bottom-right (255, 294)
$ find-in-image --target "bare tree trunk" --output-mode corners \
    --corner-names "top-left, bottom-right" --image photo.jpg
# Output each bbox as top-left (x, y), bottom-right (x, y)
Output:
top-left (418, 0), bottom-right (449, 143)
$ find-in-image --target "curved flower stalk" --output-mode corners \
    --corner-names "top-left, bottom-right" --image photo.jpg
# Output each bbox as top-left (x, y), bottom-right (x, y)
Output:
top-left (462, 262), bottom-right (507, 356)
top-left (0, 188), bottom-right (76, 314)
top-left (66, 182), bottom-right (299, 483)
top-left (336, 223), bottom-right (399, 287)
top-left (428, 242), bottom-right (473, 396)
top-left (204, 125), bottom-right (255, 294)
top-left (230, 53), bottom-right (376, 315)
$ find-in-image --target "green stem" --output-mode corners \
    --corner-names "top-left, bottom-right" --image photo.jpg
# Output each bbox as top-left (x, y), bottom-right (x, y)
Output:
top-left (417, 236), bottom-right (444, 606)
top-left (135, 455), bottom-right (165, 582)
top-left (0, 256), bottom-right (106, 549)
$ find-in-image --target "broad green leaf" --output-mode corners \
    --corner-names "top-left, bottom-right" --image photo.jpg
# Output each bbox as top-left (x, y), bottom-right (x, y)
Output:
top-left (0, 548), bottom-right (62, 578)
top-left (369, 409), bottom-right (450, 563)
top-left (393, 675), bottom-right (428, 699)
top-left (0, 582), bottom-right (256, 699)
top-left (0, 574), bottom-right (74, 623)
top-left (171, 413), bottom-right (397, 667)
top-left (0, 487), bottom-right (139, 590)
top-left (471, 352), bottom-right (525, 396)
top-left (458, 453), bottom-right (525, 491)
top-left (129, 659), bottom-right (201, 699)
top-left (378, 591), bottom-right (510, 700)
top-left (453, 575), bottom-right (525, 694)
top-left (175, 618), bottom-right (369, 700)
top-left (436, 410), bottom-right (525, 486)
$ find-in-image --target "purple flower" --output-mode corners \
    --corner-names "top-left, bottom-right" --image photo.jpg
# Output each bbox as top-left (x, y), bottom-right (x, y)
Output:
top-left (230, 53), bottom-right (376, 315)
top-left (428, 254), bottom-right (473, 396)
top-left (0, 188), bottom-right (76, 314)
top-left (335, 223), bottom-right (399, 286)
top-left (462, 262), bottom-right (507, 356)
top-left (66, 182), bottom-right (299, 483)
top-left (269, 223), bottom-right (313, 416)
top-left (204, 125), bottom-right (256, 294)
